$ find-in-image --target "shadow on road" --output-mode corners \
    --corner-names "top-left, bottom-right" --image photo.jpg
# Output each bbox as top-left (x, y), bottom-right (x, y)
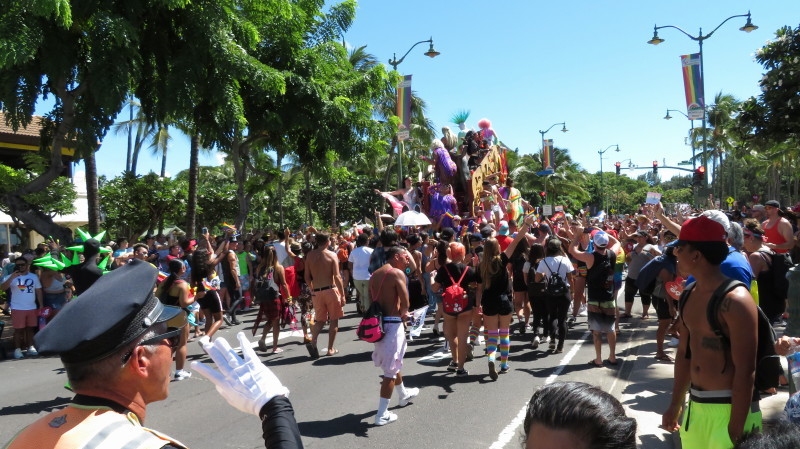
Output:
top-left (298, 410), bottom-right (373, 439)
top-left (0, 396), bottom-right (72, 417)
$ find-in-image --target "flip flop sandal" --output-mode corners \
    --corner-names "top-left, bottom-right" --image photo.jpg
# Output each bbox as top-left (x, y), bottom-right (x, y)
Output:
top-left (655, 353), bottom-right (674, 363)
top-left (587, 360), bottom-right (603, 368)
top-left (605, 359), bottom-right (620, 366)
top-left (306, 341), bottom-right (320, 359)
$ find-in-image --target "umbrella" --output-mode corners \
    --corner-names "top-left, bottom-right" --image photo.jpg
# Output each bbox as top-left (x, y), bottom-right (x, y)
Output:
top-left (395, 211), bottom-right (432, 227)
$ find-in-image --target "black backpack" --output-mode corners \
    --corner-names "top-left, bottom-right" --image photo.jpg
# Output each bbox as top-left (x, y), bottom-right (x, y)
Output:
top-left (544, 259), bottom-right (568, 296)
top-left (679, 278), bottom-right (782, 392)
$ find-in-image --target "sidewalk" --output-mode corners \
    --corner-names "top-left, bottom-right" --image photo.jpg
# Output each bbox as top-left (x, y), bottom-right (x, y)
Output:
top-left (617, 316), bottom-right (789, 449)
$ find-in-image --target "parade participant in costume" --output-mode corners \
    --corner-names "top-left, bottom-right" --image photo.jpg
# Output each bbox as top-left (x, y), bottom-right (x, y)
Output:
top-left (423, 138), bottom-right (457, 187)
top-left (69, 239), bottom-right (105, 295)
top-left (451, 109), bottom-right (471, 143)
top-left (6, 260), bottom-right (303, 449)
top-left (477, 118), bottom-right (498, 146)
top-left (375, 177), bottom-right (420, 214)
top-left (429, 184), bottom-right (459, 230)
top-left (499, 178), bottom-right (525, 222)
top-left (156, 259), bottom-right (194, 381)
top-left (370, 245), bottom-right (420, 426)
top-left (476, 215), bottom-right (534, 380)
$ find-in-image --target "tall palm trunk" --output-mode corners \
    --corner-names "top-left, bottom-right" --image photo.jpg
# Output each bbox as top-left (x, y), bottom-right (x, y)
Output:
top-left (85, 143), bottom-right (101, 235)
top-left (185, 135), bottom-right (200, 238)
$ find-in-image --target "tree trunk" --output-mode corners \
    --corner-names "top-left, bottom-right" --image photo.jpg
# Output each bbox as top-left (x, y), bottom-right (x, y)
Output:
top-left (330, 177), bottom-right (337, 230)
top-left (160, 150), bottom-right (167, 178)
top-left (305, 168), bottom-right (312, 226)
top-left (85, 143), bottom-right (101, 236)
top-left (231, 139), bottom-right (251, 229)
top-left (1, 79), bottom-right (81, 243)
top-left (277, 152), bottom-right (284, 228)
top-left (126, 99), bottom-right (133, 173)
top-left (185, 135), bottom-right (200, 238)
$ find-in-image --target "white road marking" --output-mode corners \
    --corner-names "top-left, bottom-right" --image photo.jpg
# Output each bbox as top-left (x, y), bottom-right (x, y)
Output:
top-left (489, 330), bottom-right (591, 449)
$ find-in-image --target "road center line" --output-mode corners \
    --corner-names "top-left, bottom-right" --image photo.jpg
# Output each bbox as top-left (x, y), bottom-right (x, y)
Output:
top-left (489, 330), bottom-right (592, 449)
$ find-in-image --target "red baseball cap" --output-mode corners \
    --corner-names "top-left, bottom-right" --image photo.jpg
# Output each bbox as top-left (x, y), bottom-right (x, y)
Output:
top-left (676, 215), bottom-right (727, 244)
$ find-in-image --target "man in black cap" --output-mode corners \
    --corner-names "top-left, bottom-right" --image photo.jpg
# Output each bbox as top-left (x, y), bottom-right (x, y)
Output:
top-left (6, 259), bottom-right (303, 449)
top-left (762, 200), bottom-right (794, 254)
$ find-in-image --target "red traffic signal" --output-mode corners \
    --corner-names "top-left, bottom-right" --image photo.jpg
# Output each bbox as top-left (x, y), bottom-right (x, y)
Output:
top-left (652, 161), bottom-right (658, 174)
top-left (693, 166), bottom-right (705, 186)
top-left (615, 162), bottom-right (621, 175)
top-left (697, 166), bottom-right (705, 173)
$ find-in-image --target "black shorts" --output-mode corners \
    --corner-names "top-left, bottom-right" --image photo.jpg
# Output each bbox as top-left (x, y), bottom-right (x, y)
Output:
top-left (512, 277), bottom-right (528, 292)
top-left (652, 295), bottom-right (676, 321)
top-left (482, 294), bottom-right (513, 316)
top-left (198, 290), bottom-right (223, 314)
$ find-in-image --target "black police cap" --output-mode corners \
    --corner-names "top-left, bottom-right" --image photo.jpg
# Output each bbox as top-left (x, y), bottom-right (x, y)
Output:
top-left (35, 259), bottom-right (182, 364)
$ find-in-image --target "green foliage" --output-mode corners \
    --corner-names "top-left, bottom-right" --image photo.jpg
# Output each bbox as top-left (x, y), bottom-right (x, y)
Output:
top-left (302, 174), bottom-right (382, 227)
top-left (99, 172), bottom-right (185, 240)
top-left (0, 155), bottom-right (76, 217)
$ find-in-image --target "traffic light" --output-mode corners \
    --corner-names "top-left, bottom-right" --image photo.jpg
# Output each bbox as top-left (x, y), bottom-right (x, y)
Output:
top-left (539, 191), bottom-right (547, 202)
top-left (652, 161), bottom-right (658, 174)
top-left (615, 162), bottom-right (621, 175)
top-left (693, 166), bottom-right (706, 186)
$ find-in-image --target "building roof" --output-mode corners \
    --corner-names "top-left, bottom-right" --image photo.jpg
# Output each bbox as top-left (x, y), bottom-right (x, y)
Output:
top-left (0, 110), bottom-right (75, 156)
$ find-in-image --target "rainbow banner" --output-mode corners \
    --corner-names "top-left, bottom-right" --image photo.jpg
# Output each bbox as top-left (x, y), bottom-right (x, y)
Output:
top-left (542, 139), bottom-right (553, 170)
top-left (680, 53), bottom-right (704, 120)
top-left (396, 75), bottom-right (412, 141)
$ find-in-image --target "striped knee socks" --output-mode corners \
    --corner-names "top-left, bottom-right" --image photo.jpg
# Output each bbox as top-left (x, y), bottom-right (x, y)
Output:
top-left (499, 328), bottom-right (510, 368)
top-left (486, 330), bottom-right (499, 362)
top-left (468, 325), bottom-right (480, 345)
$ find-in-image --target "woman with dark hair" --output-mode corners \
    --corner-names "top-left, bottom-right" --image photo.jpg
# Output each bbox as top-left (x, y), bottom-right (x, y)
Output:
top-left (156, 258), bottom-right (194, 381)
top-left (510, 237), bottom-right (530, 334)
top-left (534, 238), bottom-right (575, 353)
top-left (191, 248), bottom-right (226, 341)
top-left (255, 245), bottom-right (289, 354)
top-left (476, 216), bottom-right (533, 379)
top-left (425, 239), bottom-right (449, 337)
top-left (523, 381), bottom-right (636, 449)
top-left (523, 243), bottom-right (548, 349)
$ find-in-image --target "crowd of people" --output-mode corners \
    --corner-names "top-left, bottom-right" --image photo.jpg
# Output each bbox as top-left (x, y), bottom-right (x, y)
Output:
top-left (4, 182), bottom-right (800, 447)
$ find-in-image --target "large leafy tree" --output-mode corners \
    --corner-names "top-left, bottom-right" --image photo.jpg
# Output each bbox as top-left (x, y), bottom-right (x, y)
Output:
top-left (0, 0), bottom-right (281, 242)
top-left (510, 147), bottom-right (590, 211)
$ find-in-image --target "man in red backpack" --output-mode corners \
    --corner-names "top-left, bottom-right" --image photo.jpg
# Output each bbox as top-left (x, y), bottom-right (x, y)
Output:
top-left (369, 245), bottom-right (419, 426)
top-left (662, 215), bottom-right (761, 448)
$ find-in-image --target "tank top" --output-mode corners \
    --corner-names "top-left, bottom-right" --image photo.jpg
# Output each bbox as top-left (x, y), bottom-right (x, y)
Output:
top-left (587, 250), bottom-right (615, 302)
top-left (764, 219), bottom-right (789, 254)
top-left (162, 279), bottom-right (185, 306)
top-left (44, 275), bottom-right (65, 293)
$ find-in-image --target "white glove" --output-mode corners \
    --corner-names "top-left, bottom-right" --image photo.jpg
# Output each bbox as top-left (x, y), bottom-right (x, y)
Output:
top-left (191, 332), bottom-right (289, 416)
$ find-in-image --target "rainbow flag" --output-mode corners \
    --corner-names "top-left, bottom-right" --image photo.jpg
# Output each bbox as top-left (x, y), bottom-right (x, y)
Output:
top-left (509, 194), bottom-right (520, 202)
top-left (551, 211), bottom-right (565, 221)
top-left (542, 139), bottom-right (553, 170)
top-left (681, 54), bottom-right (704, 120)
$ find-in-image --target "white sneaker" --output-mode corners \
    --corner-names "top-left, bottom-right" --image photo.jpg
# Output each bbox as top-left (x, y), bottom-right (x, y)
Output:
top-left (578, 304), bottom-right (588, 317)
top-left (197, 335), bottom-right (211, 350)
top-left (667, 337), bottom-right (680, 348)
top-left (13, 348), bottom-right (23, 359)
top-left (374, 411), bottom-right (398, 426)
top-left (174, 369), bottom-right (192, 381)
top-left (26, 346), bottom-right (38, 356)
top-left (532, 336), bottom-right (540, 349)
top-left (398, 387), bottom-right (419, 407)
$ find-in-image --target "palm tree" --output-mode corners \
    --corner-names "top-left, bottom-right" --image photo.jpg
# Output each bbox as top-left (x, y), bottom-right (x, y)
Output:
top-left (510, 147), bottom-right (590, 208)
top-left (149, 125), bottom-right (171, 178)
top-left (111, 101), bottom-right (156, 175)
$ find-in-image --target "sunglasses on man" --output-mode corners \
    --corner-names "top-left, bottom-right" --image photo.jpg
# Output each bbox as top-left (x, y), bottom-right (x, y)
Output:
top-left (121, 312), bottom-right (187, 364)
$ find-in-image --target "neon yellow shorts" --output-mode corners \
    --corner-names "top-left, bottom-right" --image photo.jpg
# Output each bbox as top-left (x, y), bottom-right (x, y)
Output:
top-left (680, 399), bottom-right (762, 449)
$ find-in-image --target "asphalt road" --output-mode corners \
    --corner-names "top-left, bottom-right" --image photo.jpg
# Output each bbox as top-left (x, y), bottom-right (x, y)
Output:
top-left (1, 294), bottom-right (673, 449)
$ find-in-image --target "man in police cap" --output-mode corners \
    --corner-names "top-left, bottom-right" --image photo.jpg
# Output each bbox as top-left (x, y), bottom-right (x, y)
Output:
top-left (6, 259), bottom-right (303, 449)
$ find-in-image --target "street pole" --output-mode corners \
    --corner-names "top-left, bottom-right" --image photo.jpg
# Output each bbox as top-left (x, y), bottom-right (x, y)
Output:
top-left (598, 144), bottom-right (619, 213)
top-left (538, 122), bottom-right (568, 199)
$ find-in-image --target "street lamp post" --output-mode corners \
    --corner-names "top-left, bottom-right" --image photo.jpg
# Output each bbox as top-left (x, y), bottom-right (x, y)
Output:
top-left (598, 144), bottom-right (620, 213)
top-left (388, 38), bottom-right (440, 187)
top-left (537, 122), bottom-right (568, 197)
top-left (647, 12), bottom-right (757, 188)
top-left (664, 108), bottom-right (696, 170)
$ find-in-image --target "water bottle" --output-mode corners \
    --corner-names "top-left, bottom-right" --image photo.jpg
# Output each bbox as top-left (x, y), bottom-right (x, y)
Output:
top-left (787, 344), bottom-right (800, 392)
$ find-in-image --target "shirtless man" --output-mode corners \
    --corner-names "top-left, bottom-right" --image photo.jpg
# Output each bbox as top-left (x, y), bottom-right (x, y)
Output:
top-left (305, 233), bottom-right (346, 358)
top-left (662, 215), bottom-right (760, 448)
top-left (370, 245), bottom-right (419, 426)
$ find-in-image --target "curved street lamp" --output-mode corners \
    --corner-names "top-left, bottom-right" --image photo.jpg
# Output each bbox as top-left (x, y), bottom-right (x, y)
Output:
top-left (537, 122), bottom-right (568, 198)
top-left (388, 38), bottom-right (440, 71)
top-left (664, 109), bottom-right (696, 170)
top-left (388, 38), bottom-right (441, 185)
top-left (598, 144), bottom-right (620, 213)
top-left (647, 12), bottom-right (757, 187)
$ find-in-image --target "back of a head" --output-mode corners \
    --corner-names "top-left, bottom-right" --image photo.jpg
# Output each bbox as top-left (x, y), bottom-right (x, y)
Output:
top-left (356, 233), bottom-right (369, 247)
top-left (315, 233), bottom-right (330, 246)
top-left (524, 381), bottom-right (636, 449)
top-left (733, 420), bottom-right (800, 449)
top-left (545, 238), bottom-right (562, 257)
top-left (380, 229), bottom-right (398, 247)
top-left (440, 227), bottom-right (455, 243)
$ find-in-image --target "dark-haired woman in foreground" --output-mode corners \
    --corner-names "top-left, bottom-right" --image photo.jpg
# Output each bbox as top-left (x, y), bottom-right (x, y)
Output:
top-left (523, 381), bottom-right (636, 449)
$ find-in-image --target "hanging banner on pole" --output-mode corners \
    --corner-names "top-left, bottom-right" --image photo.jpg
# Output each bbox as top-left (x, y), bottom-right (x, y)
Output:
top-left (542, 139), bottom-right (553, 171)
top-left (396, 75), bottom-right (412, 141)
top-left (680, 53), bottom-right (704, 120)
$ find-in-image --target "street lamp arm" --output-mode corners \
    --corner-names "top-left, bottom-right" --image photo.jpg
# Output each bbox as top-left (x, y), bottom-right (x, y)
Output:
top-left (705, 13), bottom-right (750, 40)
top-left (655, 24), bottom-right (699, 41)
top-left (666, 109), bottom-right (690, 119)
top-left (538, 122), bottom-right (566, 135)
top-left (388, 39), bottom-right (433, 70)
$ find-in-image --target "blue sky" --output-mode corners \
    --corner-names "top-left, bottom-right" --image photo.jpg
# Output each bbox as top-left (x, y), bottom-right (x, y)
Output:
top-left (63, 1), bottom-right (800, 182)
